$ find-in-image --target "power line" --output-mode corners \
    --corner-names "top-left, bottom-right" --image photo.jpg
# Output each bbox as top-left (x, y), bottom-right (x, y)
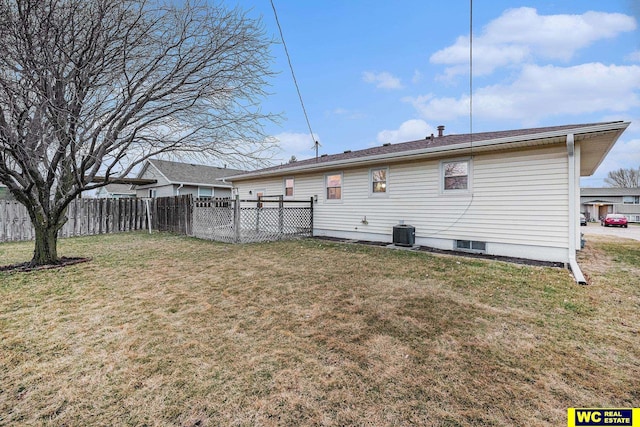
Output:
top-left (269, 0), bottom-right (317, 153)
top-left (469, 0), bottom-right (472, 136)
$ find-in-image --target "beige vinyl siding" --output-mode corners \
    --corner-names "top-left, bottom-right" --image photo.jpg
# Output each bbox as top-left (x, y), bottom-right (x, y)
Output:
top-left (234, 145), bottom-right (570, 249)
top-left (135, 184), bottom-right (175, 198)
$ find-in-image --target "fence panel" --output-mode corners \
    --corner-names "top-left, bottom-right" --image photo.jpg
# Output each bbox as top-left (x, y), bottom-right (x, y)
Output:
top-left (0, 198), bottom-right (150, 243)
top-left (153, 195), bottom-right (192, 235)
top-left (0, 201), bottom-right (33, 242)
top-left (0, 195), bottom-right (313, 244)
top-left (191, 198), bottom-right (236, 243)
top-left (191, 196), bottom-right (313, 243)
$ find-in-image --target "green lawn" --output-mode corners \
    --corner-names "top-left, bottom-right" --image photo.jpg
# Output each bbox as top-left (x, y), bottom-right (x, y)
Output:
top-left (1, 232), bottom-right (638, 426)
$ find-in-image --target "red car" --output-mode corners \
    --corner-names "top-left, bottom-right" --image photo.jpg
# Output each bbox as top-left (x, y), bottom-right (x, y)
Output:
top-left (601, 214), bottom-right (628, 228)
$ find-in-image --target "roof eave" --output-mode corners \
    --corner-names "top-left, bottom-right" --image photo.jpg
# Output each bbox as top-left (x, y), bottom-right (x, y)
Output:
top-left (579, 123), bottom-right (630, 176)
top-left (228, 122), bottom-right (630, 181)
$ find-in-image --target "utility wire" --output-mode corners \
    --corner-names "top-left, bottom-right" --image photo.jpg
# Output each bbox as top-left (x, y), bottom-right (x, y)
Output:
top-left (424, 0), bottom-right (474, 238)
top-left (469, 0), bottom-right (473, 143)
top-left (269, 0), bottom-right (317, 152)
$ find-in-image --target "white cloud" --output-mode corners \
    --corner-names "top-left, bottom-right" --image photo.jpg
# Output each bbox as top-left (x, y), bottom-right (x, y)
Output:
top-left (430, 7), bottom-right (637, 78)
top-left (626, 50), bottom-right (640, 62)
top-left (362, 71), bottom-right (404, 89)
top-left (406, 63), bottom-right (640, 123)
top-left (271, 131), bottom-right (319, 162)
top-left (377, 119), bottom-right (434, 144)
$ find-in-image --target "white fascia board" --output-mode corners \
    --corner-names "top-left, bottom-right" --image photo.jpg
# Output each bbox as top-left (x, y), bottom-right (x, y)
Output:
top-left (228, 122), bottom-right (630, 181)
top-left (168, 181), bottom-right (233, 188)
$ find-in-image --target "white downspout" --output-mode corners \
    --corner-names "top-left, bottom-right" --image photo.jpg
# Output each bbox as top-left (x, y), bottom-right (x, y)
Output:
top-left (567, 134), bottom-right (587, 284)
top-left (176, 183), bottom-right (184, 196)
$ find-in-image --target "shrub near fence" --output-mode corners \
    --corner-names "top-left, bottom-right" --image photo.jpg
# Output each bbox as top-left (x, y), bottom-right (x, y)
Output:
top-left (0, 198), bottom-right (150, 243)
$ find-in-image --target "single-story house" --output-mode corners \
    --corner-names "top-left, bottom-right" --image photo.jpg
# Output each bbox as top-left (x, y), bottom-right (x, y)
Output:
top-left (581, 187), bottom-right (640, 222)
top-left (95, 183), bottom-right (137, 199)
top-left (134, 159), bottom-right (244, 199)
top-left (226, 121), bottom-right (630, 283)
top-left (0, 184), bottom-right (13, 200)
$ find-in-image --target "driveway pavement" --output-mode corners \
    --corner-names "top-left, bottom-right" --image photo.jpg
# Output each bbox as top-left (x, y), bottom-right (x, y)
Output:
top-left (580, 222), bottom-right (640, 241)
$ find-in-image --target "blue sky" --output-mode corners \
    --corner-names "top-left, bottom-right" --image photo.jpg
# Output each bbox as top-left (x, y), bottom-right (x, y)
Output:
top-left (237, 0), bottom-right (640, 187)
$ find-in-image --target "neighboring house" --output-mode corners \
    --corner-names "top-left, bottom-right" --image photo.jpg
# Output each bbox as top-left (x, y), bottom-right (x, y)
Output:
top-left (581, 187), bottom-right (640, 223)
top-left (134, 159), bottom-right (244, 198)
top-left (95, 183), bottom-right (136, 199)
top-left (226, 121), bottom-right (630, 282)
top-left (0, 184), bottom-right (13, 200)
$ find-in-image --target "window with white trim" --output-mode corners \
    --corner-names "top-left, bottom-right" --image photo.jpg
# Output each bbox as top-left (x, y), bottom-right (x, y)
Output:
top-left (326, 173), bottom-right (342, 200)
top-left (623, 196), bottom-right (640, 204)
top-left (442, 159), bottom-right (470, 191)
top-left (198, 187), bottom-right (213, 198)
top-left (371, 167), bottom-right (388, 194)
top-left (284, 177), bottom-right (294, 197)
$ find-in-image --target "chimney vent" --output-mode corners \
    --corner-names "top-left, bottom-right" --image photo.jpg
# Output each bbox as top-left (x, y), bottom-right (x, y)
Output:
top-left (437, 125), bottom-right (445, 137)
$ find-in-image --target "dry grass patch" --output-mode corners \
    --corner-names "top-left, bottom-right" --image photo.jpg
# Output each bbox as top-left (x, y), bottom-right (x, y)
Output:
top-left (0, 232), bottom-right (638, 426)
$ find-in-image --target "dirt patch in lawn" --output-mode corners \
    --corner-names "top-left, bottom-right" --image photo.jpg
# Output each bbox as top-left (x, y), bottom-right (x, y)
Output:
top-left (0, 256), bottom-right (91, 273)
top-left (315, 236), bottom-right (566, 268)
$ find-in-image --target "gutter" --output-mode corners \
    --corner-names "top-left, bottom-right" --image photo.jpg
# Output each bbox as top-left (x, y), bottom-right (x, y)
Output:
top-left (228, 122), bottom-right (629, 182)
top-left (567, 133), bottom-right (588, 285)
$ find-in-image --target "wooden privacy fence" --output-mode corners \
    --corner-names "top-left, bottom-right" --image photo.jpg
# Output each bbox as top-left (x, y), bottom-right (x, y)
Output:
top-left (153, 195), bottom-right (192, 235)
top-left (0, 195), bottom-right (314, 244)
top-left (0, 198), bottom-right (150, 243)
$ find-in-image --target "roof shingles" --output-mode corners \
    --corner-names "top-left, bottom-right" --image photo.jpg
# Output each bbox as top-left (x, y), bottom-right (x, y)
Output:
top-left (148, 159), bottom-right (245, 186)
top-left (232, 121), bottom-right (621, 178)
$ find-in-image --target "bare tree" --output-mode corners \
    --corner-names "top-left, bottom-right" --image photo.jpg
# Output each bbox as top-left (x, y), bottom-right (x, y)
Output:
top-left (0, 0), bottom-right (278, 266)
top-left (604, 167), bottom-right (640, 188)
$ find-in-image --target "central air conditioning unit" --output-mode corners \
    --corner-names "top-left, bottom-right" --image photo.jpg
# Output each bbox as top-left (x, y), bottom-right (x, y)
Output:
top-left (393, 224), bottom-right (415, 247)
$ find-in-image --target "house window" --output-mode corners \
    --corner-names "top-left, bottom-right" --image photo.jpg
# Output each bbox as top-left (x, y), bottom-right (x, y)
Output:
top-left (456, 240), bottom-right (486, 252)
top-left (148, 189), bottom-right (157, 198)
top-left (442, 160), bottom-right (470, 191)
top-left (198, 187), bottom-right (213, 198)
top-left (623, 196), bottom-right (640, 204)
top-left (284, 177), bottom-right (294, 197)
top-left (371, 167), bottom-right (388, 194)
top-left (326, 173), bottom-right (342, 200)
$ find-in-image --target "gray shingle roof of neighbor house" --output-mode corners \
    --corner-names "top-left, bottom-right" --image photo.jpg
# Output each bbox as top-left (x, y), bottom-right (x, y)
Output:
top-left (227, 121), bottom-right (630, 181)
top-left (581, 187), bottom-right (640, 196)
top-left (146, 159), bottom-right (246, 187)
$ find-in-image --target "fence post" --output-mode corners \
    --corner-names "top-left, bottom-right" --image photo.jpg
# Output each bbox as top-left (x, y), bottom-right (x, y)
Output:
top-left (278, 195), bottom-right (284, 238)
top-left (234, 195), bottom-right (241, 243)
top-left (310, 196), bottom-right (314, 236)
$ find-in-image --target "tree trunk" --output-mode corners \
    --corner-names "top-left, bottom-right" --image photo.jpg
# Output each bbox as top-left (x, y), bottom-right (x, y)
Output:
top-left (31, 222), bottom-right (60, 266)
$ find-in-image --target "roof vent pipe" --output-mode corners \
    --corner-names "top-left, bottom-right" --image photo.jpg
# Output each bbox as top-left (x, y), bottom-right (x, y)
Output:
top-left (437, 125), bottom-right (445, 137)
